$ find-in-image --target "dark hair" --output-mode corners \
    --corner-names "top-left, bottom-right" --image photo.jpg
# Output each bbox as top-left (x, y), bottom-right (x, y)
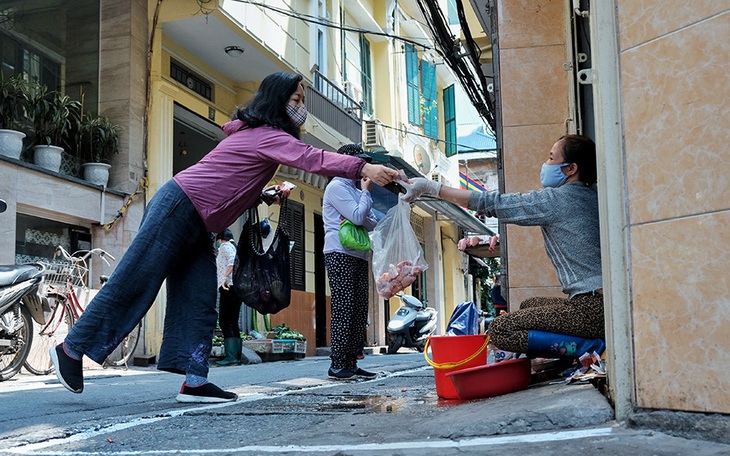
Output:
top-left (216, 229), bottom-right (234, 241)
top-left (337, 143), bottom-right (372, 162)
top-left (559, 134), bottom-right (597, 186)
top-left (236, 72), bottom-right (303, 139)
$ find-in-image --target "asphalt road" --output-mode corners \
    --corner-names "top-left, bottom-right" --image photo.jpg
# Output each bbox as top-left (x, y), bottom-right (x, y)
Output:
top-left (0, 351), bottom-right (728, 455)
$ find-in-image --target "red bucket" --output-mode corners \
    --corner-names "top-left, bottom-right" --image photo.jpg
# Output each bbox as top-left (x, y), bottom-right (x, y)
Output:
top-left (446, 357), bottom-right (531, 400)
top-left (424, 334), bottom-right (489, 400)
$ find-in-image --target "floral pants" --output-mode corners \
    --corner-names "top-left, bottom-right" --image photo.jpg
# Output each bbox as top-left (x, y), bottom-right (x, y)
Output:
top-left (488, 293), bottom-right (605, 353)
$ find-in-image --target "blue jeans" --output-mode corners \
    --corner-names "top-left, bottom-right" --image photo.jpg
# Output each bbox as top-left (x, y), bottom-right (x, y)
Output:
top-left (65, 179), bottom-right (217, 377)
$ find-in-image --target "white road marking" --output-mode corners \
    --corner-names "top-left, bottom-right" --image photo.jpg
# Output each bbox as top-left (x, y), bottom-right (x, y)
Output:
top-left (9, 427), bottom-right (615, 455)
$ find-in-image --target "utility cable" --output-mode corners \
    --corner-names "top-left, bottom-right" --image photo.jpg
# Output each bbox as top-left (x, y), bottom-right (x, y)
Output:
top-left (230, 0), bottom-right (433, 50)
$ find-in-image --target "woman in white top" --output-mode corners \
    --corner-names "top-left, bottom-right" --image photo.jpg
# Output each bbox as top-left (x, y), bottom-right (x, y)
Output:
top-left (214, 229), bottom-right (241, 366)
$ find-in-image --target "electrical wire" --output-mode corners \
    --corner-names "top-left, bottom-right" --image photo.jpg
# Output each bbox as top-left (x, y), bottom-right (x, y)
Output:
top-left (230, 0), bottom-right (433, 50)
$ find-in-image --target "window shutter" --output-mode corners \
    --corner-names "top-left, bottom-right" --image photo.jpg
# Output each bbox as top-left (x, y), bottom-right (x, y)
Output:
top-left (422, 60), bottom-right (438, 138)
top-left (405, 44), bottom-right (421, 125)
top-left (283, 200), bottom-right (305, 291)
top-left (360, 35), bottom-right (373, 115)
top-left (443, 85), bottom-right (457, 157)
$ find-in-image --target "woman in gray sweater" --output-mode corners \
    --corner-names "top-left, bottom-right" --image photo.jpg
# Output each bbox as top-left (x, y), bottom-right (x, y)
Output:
top-left (401, 135), bottom-right (605, 360)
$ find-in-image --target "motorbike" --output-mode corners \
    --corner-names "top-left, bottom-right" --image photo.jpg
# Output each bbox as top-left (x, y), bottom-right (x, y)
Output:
top-left (0, 199), bottom-right (49, 381)
top-left (386, 294), bottom-right (438, 354)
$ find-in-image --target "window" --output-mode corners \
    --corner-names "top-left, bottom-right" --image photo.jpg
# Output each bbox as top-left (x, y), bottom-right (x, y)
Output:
top-left (170, 59), bottom-right (213, 101)
top-left (15, 214), bottom-right (91, 265)
top-left (405, 44), bottom-right (421, 125)
top-left (443, 85), bottom-right (457, 156)
top-left (342, 12), bottom-right (362, 93)
top-left (316, 0), bottom-right (327, 75)
top-left (447, 0), bottom-right (460, 25)
top-left (340, 7), bottom-right (347, 81)
top-left (360, 35), bottom-right (373, 116)
top-left (422, 60), bottom-right (438, 138)
top-left (0, 32), bottom-right (61, 91)
top-left (283, 200), bottom-right (305, 291)
top-left (0, 1), bottom-right (99, 114)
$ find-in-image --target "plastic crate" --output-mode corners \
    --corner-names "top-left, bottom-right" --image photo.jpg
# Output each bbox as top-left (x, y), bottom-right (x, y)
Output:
top-left (242, 339), bottom-right (306, 361)
top-left (272, 339), bottom-right (296, 353)
top-left (242, 339), bottom-right (273, 354)
top-left (294, 340), bottom-right (306, 354)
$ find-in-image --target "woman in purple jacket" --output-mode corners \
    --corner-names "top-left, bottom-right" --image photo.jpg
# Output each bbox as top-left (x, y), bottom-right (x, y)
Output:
top-left (50, 72), bottom-right (399, 403)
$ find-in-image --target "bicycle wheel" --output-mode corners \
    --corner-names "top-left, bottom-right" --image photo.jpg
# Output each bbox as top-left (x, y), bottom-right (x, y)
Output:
top-left (0, 305), bottom-right (33, 381)
top-left (24, 297), bottom-right (74, 376)
top-left (104, 323), bottom-right (141, 367)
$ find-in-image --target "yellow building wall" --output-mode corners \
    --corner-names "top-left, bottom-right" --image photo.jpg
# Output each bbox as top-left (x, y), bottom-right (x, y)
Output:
top-left (440, 222), bottom-right (468, 331)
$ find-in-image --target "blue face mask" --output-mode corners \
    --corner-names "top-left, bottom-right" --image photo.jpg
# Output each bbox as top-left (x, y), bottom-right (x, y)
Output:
top-left (540, 162), bottom-right (569, 188)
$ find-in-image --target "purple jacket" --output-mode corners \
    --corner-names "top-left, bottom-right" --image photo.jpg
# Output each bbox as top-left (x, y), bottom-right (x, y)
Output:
top-left (174, 120), bottom-right (366, 232)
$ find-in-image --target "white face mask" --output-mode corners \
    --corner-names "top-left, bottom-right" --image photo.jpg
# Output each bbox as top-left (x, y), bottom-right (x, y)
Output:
top-left (286, 104), bottom-right (308, 127)
top-left (540, 162), bottom-right (569, 188)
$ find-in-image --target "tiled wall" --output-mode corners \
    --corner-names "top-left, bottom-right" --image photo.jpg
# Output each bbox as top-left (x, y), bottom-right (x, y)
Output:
top-left (617, 3), bottom-right (730, 413)
top-left (497, 0), bottom-right (571, 306)
top-left (489, 0), bottom-right (728, 416)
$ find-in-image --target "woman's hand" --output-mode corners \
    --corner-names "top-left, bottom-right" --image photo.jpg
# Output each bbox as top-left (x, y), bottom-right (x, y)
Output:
top-left (400, 177), bottom-right (442, 202)
top-left (361, 163), bottom-right (399, 186)
top-left (361, 177), bottom-right (373, 192)
top-left (262, 182), bottom-right (295, 205)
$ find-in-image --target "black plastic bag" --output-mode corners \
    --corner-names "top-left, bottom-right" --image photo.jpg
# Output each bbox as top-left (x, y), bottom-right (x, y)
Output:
top-left (232, 202), bottom-right (291, 315)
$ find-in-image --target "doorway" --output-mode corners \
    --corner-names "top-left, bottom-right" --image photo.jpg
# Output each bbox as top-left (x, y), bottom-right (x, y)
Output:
top-left (172, 103), bottom-right (224, 175)
top-left (313, 213), bottom-right (327, 348)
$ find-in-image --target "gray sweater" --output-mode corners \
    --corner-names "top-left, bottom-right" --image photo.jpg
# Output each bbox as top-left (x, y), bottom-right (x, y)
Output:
top-left (467, 182), bottom-right (602, 298)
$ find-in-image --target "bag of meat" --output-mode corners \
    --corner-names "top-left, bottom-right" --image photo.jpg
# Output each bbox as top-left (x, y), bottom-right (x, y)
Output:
top-left (370, 199), bottom-right (429, 299)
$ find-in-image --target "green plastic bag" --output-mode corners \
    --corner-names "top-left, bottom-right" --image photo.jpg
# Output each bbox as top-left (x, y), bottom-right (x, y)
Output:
top-left (338, 219), bottom-right (371, 251)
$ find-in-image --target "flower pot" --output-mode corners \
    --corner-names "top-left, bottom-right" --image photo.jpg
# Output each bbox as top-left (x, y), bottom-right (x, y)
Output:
top-left (0, 129), bottom-right (26, 160)
top-left (82, 162), bottom-right (112, 187)
top-left (33, 145), bottom-right (64, 173)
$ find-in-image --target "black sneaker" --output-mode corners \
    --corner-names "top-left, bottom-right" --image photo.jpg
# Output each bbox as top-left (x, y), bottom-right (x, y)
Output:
top-left (176, 382), bottom-right (238, 403)
top-left (354, 368), bottom-right (377, 379)
top-left (327, 368), bottom-right (356, 380)
top-left (50, 343), bottom-right (84, 393)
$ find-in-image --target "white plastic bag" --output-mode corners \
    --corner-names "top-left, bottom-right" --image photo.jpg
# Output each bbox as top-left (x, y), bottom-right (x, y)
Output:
top-left (371, 200), bottom-right (429, 299)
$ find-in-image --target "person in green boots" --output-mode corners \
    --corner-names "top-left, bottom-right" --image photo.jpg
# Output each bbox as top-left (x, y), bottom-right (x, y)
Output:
top-left (401, 135), bottom-right (605, 361)
top-left (214, 229), bottom-right (242, 366)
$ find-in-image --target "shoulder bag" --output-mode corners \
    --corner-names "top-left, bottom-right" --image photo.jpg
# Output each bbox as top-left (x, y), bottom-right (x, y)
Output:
top-left (232, 200), bottom-right (292, 314)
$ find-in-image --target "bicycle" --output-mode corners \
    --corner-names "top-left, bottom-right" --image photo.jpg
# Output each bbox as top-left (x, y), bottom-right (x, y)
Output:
top-left (22, 246), bottom-right (141, 375)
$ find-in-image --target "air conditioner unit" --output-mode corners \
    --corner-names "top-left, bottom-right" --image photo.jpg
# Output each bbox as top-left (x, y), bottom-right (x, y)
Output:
top-left (343, 81), bottom-right (363, 102)
top-left (364, 121), bottom-right (384, 149)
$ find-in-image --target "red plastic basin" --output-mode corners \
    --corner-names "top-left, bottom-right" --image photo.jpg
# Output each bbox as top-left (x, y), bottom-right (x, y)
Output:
top-left (445, 357), bottom-right (531, 400)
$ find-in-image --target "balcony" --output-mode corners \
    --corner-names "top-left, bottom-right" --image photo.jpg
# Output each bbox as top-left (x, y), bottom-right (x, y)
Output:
top-left (305, 67), bottom-right (362, 144)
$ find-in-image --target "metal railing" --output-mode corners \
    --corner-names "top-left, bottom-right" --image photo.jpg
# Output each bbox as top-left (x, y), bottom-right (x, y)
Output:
top-left (305, 67), bottom-right (362, 144)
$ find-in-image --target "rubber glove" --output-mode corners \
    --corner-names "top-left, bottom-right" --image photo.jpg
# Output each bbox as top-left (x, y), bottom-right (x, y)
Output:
top-left (400, 177), bottom-right (442, 203)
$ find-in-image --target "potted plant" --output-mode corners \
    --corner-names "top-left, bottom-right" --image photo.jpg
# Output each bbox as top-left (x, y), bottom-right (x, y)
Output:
top-left (79, 115), bottom-right (122, 186)
top-left (31, 87), bottom-right (81, 173)
top-left (0, 72), bottom-right (32, 159)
